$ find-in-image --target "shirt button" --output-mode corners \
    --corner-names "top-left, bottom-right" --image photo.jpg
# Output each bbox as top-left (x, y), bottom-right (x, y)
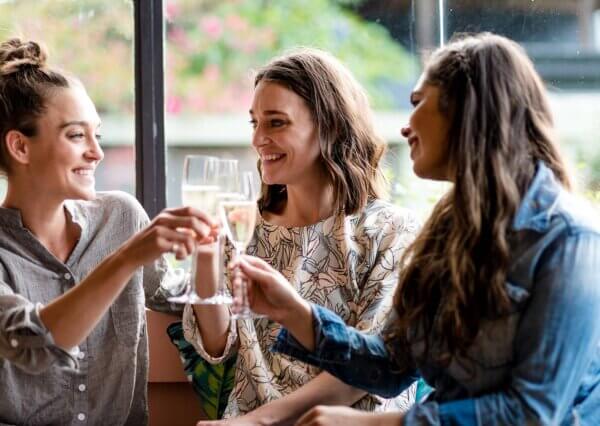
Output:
top-left (77, 413), bottom-right (86, 421)
top-left (78, 384), bottom-right (86, 392)
top-left (77, 351), bottom-right (86, 360)
top-left (10, 338), bottom-right (18, 348)
top-left (64, 272), bottom-right (72, 280)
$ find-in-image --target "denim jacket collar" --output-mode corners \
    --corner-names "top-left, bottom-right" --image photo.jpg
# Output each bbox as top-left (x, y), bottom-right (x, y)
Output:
top-left (512, 161), bottom-right (562, 232)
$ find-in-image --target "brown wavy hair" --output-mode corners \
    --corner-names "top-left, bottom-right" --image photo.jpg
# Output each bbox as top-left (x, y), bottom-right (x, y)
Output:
top-left (0, 38), bottom-right (72, 175)
top-left (392, 33), bottom-right (572, 367)
top-left (254, 48), bottom-right (387, 215)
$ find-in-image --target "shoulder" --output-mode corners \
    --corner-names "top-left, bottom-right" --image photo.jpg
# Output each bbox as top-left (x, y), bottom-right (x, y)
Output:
top-left (348, 199), bottom-right (420, 253)
top-left (73, 191), bottom-right (149, 228)
top-left (552, 191), bottom-right (600, 237)
top-left (358, 199), bottom-right (421, 235)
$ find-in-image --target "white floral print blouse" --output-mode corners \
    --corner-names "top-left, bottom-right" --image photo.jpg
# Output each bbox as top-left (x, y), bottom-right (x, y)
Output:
top-left (183, 199), bottom-right (420, 417)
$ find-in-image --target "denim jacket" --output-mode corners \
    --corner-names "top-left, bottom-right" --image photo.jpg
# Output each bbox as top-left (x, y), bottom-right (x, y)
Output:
top-left (273, 162), bottom-right (600, 425)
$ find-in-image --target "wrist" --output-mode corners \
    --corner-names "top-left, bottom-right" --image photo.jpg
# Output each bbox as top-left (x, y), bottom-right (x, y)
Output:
top-left (107, 246), bottom-right (139, 276)
top-left (280, 298), bottom-right (312, 330)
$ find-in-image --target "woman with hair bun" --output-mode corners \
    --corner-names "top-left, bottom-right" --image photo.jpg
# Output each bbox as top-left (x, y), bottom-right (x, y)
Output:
top-left (225, 33), bottom-right (600, 425)
top-left (0, 38), bottom-right (215, 425)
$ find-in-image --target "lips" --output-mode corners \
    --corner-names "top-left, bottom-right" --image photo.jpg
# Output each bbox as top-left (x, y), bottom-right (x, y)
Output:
top-left (261, 153), bottom-right (285, 162)
top-left (407, 136), bottom-right (419, 148)
top-left (73, 168), bottom-right (94, 176)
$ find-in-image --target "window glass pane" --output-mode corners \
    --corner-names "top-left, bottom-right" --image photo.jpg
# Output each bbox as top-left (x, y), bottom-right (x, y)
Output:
top-left (165, 0), bottom-right (446, 218)
top-left (0, 0), bottom-right (135, 200)
top-left (445, 0), bottom-right (600, 206)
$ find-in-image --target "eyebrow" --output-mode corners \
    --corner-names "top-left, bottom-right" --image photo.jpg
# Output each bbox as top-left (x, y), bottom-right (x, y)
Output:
top-left (248, 109), bottom-right (288, 116)
top-left (58, 120), bottom-right (102, 129)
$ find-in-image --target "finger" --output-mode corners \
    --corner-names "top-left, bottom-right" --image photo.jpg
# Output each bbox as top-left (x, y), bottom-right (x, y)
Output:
top-left (164, 206), bottom-right (216, 227)
top-left (156, 227), bottom-right (195, 257)
top-left (245, 278), bottom-right (254, 306)
top-left (238, 255), bottom-right (274, 272)
top-left (197, 235), bottom-right (216, 245)
top-left (155, 214), bottom-right (212, 239)
top-left (295, 408), bottom-right (319, 426)
top-left (180, 233), bottom-right (195, 256)
top-left (230, 271), bottom-right (244, 310)
top-left (237, 258), bottom-right (278, 288)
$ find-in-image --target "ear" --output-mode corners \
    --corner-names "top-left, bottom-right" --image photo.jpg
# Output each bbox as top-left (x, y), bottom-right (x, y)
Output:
top-left (4, 130), bottom-right (31, 166)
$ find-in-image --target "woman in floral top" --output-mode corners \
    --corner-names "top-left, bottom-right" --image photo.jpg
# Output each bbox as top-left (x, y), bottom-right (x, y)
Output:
top-left (184, 48), bottom-right (420, 424)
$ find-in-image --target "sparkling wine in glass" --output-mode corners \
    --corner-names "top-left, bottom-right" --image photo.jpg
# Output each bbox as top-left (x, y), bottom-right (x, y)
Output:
top-left (165, 155), bottom-right (220, 304)
top-left (221, 171), bottom-right (262, 319)
top-left (196, 158), bottom-right (241, 305)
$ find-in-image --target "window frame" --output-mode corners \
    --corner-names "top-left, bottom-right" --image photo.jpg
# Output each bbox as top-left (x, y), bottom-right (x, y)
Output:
top-left (134, 0), bottom-right (166, 217)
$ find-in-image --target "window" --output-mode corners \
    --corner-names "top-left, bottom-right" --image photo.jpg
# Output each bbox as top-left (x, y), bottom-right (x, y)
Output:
top-left (0, 0), bottom-right (136, 200)
top-left (163, 0), bottom-right (446, 216)
top-left (444, 0), bottom-right (600, 204)
top-left (1, 0), bottom-right (597, 212)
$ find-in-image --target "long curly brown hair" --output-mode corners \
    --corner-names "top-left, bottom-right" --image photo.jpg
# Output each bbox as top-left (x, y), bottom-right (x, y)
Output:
top-left (392, 33), bottom-right (572, 367)
top-left (253, 48), bottom-right (387, 216)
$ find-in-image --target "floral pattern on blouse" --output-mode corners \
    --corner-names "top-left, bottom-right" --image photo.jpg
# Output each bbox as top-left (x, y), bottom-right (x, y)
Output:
top-left (183, 199), bottom-right (420, 417)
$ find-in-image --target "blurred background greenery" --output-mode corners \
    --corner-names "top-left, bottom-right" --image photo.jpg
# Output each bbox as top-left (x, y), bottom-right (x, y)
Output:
top-left (1, 0), bottom-right (598, 217)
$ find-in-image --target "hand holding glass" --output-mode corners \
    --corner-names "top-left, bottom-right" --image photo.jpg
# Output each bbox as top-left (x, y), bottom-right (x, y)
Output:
top-left (163, 155), bottom-right (221, 304)
top-left (221, 172), bottom-right (261, 319)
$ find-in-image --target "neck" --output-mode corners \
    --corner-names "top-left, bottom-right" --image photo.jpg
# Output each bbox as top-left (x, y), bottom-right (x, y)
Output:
top-left (274, 171), bottom-right (335, 227)
top-left (3, 181), bottom-right (78, 261)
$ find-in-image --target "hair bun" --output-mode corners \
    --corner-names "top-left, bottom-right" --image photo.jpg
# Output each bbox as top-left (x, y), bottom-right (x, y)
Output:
top-left (0, 38), bottom-right (47, 77)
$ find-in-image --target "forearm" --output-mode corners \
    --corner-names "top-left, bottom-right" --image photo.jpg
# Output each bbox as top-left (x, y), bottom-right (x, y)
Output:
top-left (245, 372), bottom-right (367, 425)
top-left (274, 305), bottom-right (418, 399)
top-left (39, 249), bottom-right (137, 349)
top-left (191, 304), bottom-right (231, 357)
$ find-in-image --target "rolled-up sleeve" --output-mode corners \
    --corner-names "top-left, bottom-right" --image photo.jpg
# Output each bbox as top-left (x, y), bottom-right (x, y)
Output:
top-left (0, 288), bottom-right (77, 374)
top-left (181, 303), bottom-right (238, 364)
top-left (273, 304), bottom-right (419, 398)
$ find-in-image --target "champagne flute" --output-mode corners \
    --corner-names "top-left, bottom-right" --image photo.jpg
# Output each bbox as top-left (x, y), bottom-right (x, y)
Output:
top-left (197, 158), bottom-right (240, 304)
top-left (165, 155), bottom-right (220, 304)
top-left (220, 171), bottom-right (261, 319)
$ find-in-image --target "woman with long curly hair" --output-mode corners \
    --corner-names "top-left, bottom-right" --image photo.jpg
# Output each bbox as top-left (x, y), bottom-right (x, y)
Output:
top-left (185, 48), bottom-right (420, 423)
top-left (222, 33), bottom-right (600, 425)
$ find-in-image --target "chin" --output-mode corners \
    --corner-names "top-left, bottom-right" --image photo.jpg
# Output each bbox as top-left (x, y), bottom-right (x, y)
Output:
top-left (260, 173), bottom-right (280, 186)
top-left (71, 188), bottom-right (97, 201)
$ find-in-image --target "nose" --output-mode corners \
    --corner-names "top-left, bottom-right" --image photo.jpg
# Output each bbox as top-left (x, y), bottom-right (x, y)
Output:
top-left (251, 125), bottom-right (270, 149)
top-left (85, 135), bottom-right (104, 163)
top-left (400, 125), bottom-right (412, 139)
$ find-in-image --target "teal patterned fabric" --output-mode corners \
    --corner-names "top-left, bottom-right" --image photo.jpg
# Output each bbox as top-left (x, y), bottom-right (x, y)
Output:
top-left (167, 321), bottom-right (236, 420)
top-left (415, 379), bottom-right (434, 402)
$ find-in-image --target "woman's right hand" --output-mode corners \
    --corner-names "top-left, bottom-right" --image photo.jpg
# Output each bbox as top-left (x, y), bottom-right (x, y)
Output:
top-left (116, 206), bottom-right (216, 270)
top-left (232, 255), bottom-right (312, 327)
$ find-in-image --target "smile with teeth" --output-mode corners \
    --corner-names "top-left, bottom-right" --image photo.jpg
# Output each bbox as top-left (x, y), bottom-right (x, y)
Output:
top-left (262, 154), bottom-right (285, 161)
top-left (74, 169), bottom-right (94, 176)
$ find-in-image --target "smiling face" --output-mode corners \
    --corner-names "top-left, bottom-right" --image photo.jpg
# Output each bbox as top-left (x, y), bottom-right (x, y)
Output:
top-left (25, 83), bottom-right (104, 201)
top-left (402, 74), bottom-right (452, 181)
top-left (250, 81), bottom-right (324, 187)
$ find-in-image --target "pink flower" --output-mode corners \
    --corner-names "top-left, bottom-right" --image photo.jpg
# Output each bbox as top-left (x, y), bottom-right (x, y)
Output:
top-left (168, 27), bottom-right (191, 51)
top-left (200, 16), bottom-right (223, 40)
top-left (165, 1), bottom-right (181, 21)
top-left (166, 95), bottom-right (183, 114)
top-left (225, 14), bottom-right (248, 32)
top-left (203, 64), bottom-right (221, 82)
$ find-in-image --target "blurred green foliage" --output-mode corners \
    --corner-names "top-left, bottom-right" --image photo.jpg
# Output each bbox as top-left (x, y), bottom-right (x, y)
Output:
top-left (165, 0), bottom-right (414, 113)
top-left (0, 0), bottom-right (135, 114)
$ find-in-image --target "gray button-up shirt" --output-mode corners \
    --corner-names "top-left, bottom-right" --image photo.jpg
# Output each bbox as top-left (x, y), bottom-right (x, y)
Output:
top-left (0, 191), bottom-right (174, 426)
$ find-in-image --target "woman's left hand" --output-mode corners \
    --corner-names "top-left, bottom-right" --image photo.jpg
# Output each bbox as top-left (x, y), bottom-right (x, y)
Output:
top-left (294, 406), bottom-right (403, 426)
